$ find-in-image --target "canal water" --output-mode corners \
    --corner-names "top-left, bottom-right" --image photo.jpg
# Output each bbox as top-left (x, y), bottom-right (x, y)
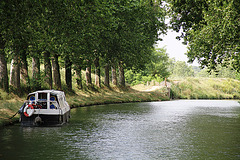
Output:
top-left (0, 100), bottom-right (240, 160)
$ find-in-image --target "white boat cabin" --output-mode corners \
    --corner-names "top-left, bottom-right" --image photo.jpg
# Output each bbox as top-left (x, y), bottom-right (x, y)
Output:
top-left (20, 90), bottom-right (71, 126)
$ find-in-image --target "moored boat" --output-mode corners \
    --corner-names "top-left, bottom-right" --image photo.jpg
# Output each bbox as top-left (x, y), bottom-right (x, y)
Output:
top-left (19, 90), bottom-right (71, 126)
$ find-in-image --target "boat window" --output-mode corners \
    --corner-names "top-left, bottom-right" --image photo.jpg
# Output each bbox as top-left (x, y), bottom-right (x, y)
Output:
top-left (50, 94), bottom-right (57, 101)
top-left (36, 101), bottom-right (47, 109)
top-left (38, 93), bottom-right (47, 100)
top-left (27, 94), bottom-right (35, 101)
top-left (50, 102), bottom-right (59, 109)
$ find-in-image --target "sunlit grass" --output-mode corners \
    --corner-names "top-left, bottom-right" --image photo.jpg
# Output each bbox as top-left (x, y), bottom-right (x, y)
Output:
top-left (2, 73), bottom-right (239, 127)
top-left (67, 86), bottom-right (169, 108)
top-left (0, 101), bottom-right (22, 126)
top-left (170, 77), bottom-right (240, 99)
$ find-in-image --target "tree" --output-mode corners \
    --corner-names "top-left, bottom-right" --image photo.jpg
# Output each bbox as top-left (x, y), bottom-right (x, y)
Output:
top-left (0, 35), bottom-right (8, 92)
top-left (52, 54), bottom-right (61, 90)
top-left (85, 64), bottom-right (92, 87)
top-left (65, 55), bottom-right (72, 90)
top-left (119, 62), bottom-right (125, 87)
top-left (94, 57), bottom-right (100, 87)
top-left (114, 0), bottom-right (166, 71)
top-left (196, 65), bottom-right (239, 79)
top-left (20, 48), bottom-right (29, 86)
top-left (1, 0), bottom-right (29, 92)
top-left (75, 64), bottom-right (83, 89)
top-left (0, 0), bottom-right (168, 93)
top-left (125, 47), bottom-right (170, 85)
top-left (32, 53), bottom-right (41, 90)
top-left (168, 0), bottom-right (240, 72)
top-left (111, 65), bottom-right (117, 86)
top-left (9, 55), bottom-right (20, 90)
top-left (167, 0), bottom-right (207, 40)
top-left (145, 48), bottom-right (170, 79)
top-left (104, 63), bottom-right (110, 87)
top-left (172, 61), bottom-right (194, 78)
top-left (94, 0), bottom-right (166, 87)
top-left (43, 51), bottom-right (52, 89)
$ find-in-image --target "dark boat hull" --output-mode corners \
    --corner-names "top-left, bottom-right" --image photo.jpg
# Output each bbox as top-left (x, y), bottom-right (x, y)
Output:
top-left (20, 111), bottom-right (70, 127)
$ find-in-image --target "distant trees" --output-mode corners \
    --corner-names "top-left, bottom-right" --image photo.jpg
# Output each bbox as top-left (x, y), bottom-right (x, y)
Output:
top-left (169, 60), bottom-right (239, 79)
top-left (196, 65), bottom-right (239, 79)
top-left (0, 0), bottom-right (166, 93)
top-left (125, 48), bottom-right (170, 85)
top-left (170, 61), bottom-right (194, 78)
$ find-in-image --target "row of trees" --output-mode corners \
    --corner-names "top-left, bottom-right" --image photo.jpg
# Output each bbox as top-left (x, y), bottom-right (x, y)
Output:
top-left (0, 0), bottom-right (166, 93)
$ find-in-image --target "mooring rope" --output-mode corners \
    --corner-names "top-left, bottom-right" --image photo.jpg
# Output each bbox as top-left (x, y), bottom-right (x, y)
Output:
top-left (0, 111), bottom-right (19, 121)
top-left (8, 111), bottom-right (19, 120)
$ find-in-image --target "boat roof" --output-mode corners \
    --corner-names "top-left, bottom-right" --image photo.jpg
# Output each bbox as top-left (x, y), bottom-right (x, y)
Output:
top-left (28, 90), bottom-right (65, 96)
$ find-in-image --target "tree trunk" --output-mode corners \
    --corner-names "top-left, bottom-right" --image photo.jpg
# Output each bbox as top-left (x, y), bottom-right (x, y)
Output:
top-left (20, 51), bottom-right (29, 85)
top-left (10, 55), bottom-right (20, 89)
top-left (0, 35), bottom-right (8, 92)
top-left (43, 51), bottom-right (52, 89)
top-left (75, 64), bottom-right (82, 89)
top-left (32, 57), bottom-right (40, 78)
top-left (32, 56), bottom-right (41, 90)
top-left (65, 55), bottom-right (72, 90)
top-left (52, 54), bottom-right (62, 90)
top-left (104, 63), bottom-right (110, 87)
top-left (86, 66), bottom-right (92, 87)
top-left (111, 65), bottom-right (117, 86)
top-left (94, 57), bottom-right (100, 87)
top-left (119, 62), bottom-right (125, 87)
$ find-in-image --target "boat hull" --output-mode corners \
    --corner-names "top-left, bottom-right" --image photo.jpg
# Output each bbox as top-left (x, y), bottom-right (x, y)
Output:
top-left (20, 111), bottom-right (70, 127)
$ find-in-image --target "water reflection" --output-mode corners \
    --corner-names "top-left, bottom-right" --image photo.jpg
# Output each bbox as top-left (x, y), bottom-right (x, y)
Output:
top-left (0, 100), bottom-right (240, 159)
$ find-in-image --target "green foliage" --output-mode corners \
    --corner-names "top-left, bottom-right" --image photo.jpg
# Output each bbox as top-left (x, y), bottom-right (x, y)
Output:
top-left (0, 0), bottom-right (167, 92)
top-left (145, 48), bottom-right (170, 78)
top-left (169, 60), bottom-right (239, 79)
top-left (168, 0), bottom-right (240, 72)
top-left (235, 73), bottom-right (240, 80)
top-left (196, 65), bottom-right (239, 79)
top-left (170, 61), bottom-right (194, 78)
top-left (125, 48), bottom-right (170, 85)
top-left (167, 0), bottom-right (207, 39)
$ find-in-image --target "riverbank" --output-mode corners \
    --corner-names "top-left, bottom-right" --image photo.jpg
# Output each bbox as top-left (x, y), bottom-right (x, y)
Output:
top-left (67, 86), bottom-right (170, 108)
top-left (170, 77), bottom-right (240, 99)
top-left (1, 77), bottom-right (239, 128)
top-left (0, 86), bottom-right (170, 128)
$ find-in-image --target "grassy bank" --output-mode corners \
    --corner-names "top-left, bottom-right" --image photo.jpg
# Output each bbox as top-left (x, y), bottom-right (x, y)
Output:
top-left (67, 86), bottom-right (169, 107)
top-left (1, 77), bottom-right (239, 127)
top-left (0, 86), bottom-right (169, 127)
top-left (0, 100), bottom-right (23, 126)
top-left (170, 77), bottom-right (240, 99)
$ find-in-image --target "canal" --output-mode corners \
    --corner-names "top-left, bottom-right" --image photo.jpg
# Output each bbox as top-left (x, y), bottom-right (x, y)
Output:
top-left (0, 100), bottom-right (240, 159)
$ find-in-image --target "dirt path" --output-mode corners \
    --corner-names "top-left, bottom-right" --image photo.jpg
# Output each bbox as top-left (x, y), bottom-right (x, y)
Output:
top-left (144, 86), bottom-right (163, 91)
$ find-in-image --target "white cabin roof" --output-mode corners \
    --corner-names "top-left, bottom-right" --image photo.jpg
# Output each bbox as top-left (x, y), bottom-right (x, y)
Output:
top-left (28, 90), bottom-right (65, 96)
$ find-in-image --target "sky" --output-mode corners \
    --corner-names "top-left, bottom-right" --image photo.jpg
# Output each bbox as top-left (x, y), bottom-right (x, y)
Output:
top-left (157, 30), bottom-right (199, 66)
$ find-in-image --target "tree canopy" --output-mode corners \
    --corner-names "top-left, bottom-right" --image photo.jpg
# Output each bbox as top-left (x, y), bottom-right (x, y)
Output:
top-left (167, 0), bottom-right (240, 72)
top-left (0, 0), bottom-right (167, 92)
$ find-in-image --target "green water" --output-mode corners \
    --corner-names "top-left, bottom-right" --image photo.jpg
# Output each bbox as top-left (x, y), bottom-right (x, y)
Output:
top-left (0, 100), bottom-right (240, 160)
